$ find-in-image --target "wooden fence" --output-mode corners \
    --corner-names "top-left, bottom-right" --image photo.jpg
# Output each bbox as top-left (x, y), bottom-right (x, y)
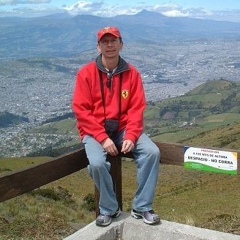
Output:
top-left (0, 142), bottom-right (239, 214)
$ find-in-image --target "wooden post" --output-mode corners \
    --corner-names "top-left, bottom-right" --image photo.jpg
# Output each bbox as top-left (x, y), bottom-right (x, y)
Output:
top-left (110, 155), bottom-right (122, 210)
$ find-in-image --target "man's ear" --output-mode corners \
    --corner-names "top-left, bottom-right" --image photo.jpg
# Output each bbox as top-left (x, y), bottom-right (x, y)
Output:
top-left (120, 42), bottom-right (123, 51)
top-left (97, 44), bottom-right (101, 53)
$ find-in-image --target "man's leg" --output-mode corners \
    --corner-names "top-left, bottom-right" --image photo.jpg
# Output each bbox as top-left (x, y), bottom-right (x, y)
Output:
top-left (82, 136), bottom-right (119, 217)
top-left (131, 133), bottom-right (161, 224)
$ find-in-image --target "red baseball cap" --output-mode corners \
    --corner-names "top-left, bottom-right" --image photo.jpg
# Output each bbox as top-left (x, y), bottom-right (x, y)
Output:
top-left (97, 27), bottom-right (121, 41)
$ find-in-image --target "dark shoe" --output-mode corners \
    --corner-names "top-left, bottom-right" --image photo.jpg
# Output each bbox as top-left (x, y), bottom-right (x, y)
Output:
top-left (96, 208), bottom-right (121, 227)
top-left (111, 207), bottom-right (121, 218)
top-left (96, 214), bottom-right (112, 226)
top-left (131, 209), bottom-right (161, 225)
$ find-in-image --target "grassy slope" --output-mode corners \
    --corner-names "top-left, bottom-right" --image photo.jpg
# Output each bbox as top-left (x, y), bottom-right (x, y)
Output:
top-left (1, 159), bottom-right (240, 239)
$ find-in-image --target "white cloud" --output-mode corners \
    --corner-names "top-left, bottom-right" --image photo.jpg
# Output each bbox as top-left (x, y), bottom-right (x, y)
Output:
top-left (147, 4), bottom-right (213, 19)
top-left (64, 1), bottom-right (139, 17)
top-left (0, 0), bottom-right (50, 5)
top-left (162, 9), bottom-right (189, 17)
top-left (206, 9), bottom-right (240, 22)
top-left (65, 1), bottom-right (103, 15)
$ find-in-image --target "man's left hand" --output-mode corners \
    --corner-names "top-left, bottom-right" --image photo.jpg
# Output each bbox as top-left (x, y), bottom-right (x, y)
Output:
top-left (121, 140), bottom-right (134, 154)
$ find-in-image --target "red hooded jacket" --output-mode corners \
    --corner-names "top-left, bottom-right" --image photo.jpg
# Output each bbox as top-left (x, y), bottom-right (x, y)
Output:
top-left (72, 55), bottom-right (146, 144)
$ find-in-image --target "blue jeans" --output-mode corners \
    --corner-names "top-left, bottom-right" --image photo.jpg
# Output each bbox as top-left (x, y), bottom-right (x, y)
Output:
top-left (82, 131), bottom-right (160, 216)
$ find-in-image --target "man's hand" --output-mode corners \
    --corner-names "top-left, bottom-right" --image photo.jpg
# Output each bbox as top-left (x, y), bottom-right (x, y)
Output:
top-left (121, 140), bottom-right (134, 154)
top-left (102, 138), bottom-right (119, 156)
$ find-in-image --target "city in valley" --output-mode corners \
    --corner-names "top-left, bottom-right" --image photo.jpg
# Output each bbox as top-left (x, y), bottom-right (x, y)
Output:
top-left (1, 39), bottom-right (240, 157)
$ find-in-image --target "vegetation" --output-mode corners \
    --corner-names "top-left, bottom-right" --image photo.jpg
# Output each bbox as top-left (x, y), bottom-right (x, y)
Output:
top-left (1, 79), bottom-right (240, 239)
top-left (1, 159), bottom-right (240, 239)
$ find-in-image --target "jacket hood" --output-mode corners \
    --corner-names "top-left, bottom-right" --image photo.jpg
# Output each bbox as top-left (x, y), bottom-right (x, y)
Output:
top-left (96, 54), bottom-right (130, 76)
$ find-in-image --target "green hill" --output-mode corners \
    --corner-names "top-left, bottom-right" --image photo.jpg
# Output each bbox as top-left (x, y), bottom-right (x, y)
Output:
top-left (187, 79), bottom-right (235, 95)
top-left (148, 79), bottom-right (240, 119)
top-left (147, 79), bottom-right (240, 150)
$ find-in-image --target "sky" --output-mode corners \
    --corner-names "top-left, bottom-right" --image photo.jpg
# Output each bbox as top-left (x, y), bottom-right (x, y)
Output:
top-left (1, 0), bottom-right (240, 22)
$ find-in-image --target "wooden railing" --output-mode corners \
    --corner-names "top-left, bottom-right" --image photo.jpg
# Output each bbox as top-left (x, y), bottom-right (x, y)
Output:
top-left (1, 142), bottom-right (239, 214)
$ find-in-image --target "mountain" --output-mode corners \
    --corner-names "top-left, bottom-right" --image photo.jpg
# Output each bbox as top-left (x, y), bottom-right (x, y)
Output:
top-left (1, 10), bottom-right (240, 59)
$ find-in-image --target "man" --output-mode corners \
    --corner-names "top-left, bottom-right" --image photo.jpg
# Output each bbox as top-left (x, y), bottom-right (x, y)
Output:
top-left (72, 26), bottom-right (160, 227)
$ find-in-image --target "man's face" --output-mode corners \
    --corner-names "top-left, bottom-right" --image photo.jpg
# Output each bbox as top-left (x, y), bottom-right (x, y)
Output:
top-left (98, 34), bottom-right (123, 58)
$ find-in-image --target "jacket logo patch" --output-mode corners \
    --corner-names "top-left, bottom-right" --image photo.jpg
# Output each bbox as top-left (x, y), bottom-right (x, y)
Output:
top-left (122, 90), bottom-right (129, 99)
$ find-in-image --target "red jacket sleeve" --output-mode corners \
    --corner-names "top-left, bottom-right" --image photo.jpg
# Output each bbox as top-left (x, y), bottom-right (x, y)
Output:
top-left (72, 64), bottom-right (109, 143)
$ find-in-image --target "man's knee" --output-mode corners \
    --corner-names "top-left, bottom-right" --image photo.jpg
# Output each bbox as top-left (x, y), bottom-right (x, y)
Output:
top-left (154, 145), bottom-right (160, 159)
top-left (88, 158), bottom-right (110, 172)
top-left (148, 144), bottom-right (160, 159)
